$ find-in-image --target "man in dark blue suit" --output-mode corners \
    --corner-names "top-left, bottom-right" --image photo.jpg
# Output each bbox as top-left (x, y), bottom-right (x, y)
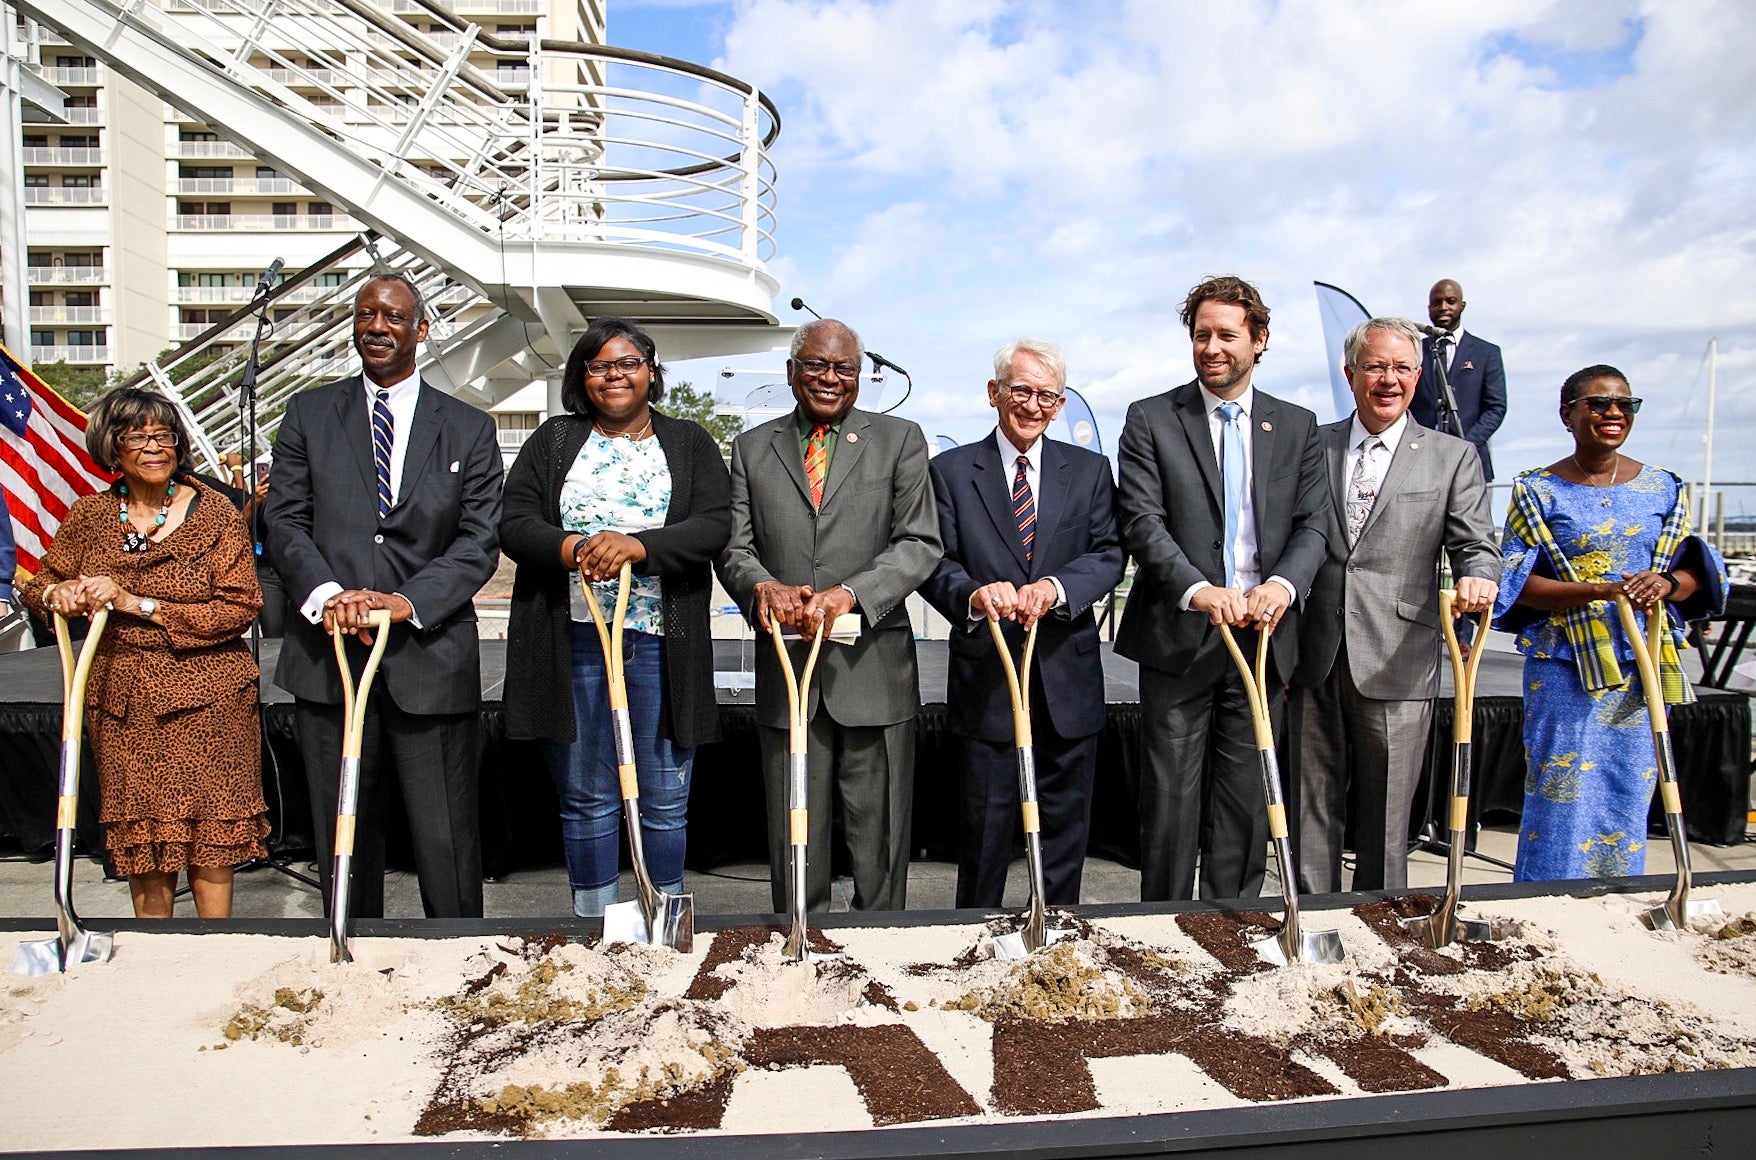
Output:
top-left (922, 339), bottom-right (1124, 909)
top-left (1412, 279), bottom-right (1507, 480)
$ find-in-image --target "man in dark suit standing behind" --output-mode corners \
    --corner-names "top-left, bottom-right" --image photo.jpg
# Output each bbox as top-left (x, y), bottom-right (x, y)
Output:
top-left (266, 274), bottom-right (502, 918)
top-left (921, 339), bottom-right (1124, 909)
top-left (1116, 276), bottom-right (1327, 902)
top-left (717, 318), bottom-right (941, 913)
top-left (1412, 279), bottom-right (1506, 480)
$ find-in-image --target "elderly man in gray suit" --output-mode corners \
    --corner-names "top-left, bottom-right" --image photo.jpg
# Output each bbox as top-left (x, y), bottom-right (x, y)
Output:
top-left (1291, 316), bottom-right (1499, 894)
top-left (717, 319), bottom-right (942, 913)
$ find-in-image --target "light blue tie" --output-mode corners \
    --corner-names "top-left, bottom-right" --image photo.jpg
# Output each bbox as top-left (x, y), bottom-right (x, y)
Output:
top-left (1219, 401), bottom-right (1244, 587)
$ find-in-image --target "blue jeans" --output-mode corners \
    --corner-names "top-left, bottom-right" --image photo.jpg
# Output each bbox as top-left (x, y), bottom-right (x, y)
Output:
top-left (544, 624), bottom-right (693, 916)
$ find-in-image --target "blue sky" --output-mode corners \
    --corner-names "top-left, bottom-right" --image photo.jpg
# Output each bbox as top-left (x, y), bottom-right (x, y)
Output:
top-left (615, 0), bottom-right (1755, 511)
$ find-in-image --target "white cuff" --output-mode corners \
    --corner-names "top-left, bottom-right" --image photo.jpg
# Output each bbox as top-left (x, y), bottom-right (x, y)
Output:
top-left (301, 581), bottom-right (343, 624)
top-left (1266, 575), bottom-right (1298, 602)
top-left (1177, 580), bottom-right (1212, 612)
top-left (393, 591), bottom-right (422, 629)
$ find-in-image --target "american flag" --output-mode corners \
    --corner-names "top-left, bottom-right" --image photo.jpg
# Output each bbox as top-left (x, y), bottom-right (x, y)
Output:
top-left (0, 342), bottom-right (111, 575)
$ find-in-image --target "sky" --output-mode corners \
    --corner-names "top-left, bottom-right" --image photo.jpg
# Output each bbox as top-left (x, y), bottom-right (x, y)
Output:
top-left (612, 0), bottom-right (1755, 511)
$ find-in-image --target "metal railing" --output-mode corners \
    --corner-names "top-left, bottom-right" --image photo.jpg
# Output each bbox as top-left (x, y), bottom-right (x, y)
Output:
top-left (173, 177), bottom-right (308, 195)
top-left (22, 185), bottom-right (106, 204)
top-left (36, 64), bottom-right (102, 84)
top-left (25, 265), bottom-right (108, 283)
top-left (20, 146), bottom-right (105, 165)
top-left (28, 305), bottom-right (110, 323)
top-left (170, 140), bottom-right (253, 158)
top-left (30, 344), bottom-right (110, 363)
top-left (171, 213), bottom-right (348, 230)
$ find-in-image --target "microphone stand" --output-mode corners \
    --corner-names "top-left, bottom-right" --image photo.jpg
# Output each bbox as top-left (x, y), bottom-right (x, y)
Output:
top-left (235, 276), bottom-right (321, 893)
top-left (1430, 334), bottom-right (1466, 442)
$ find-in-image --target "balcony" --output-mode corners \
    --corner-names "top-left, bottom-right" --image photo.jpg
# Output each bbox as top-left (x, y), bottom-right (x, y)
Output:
top-left (23, 186), bottom-right (107, 205)
top-left (263, 67), bottom-right (343, 87)
top-left (172, 140), bottom-right (253, 159)
top-left (62, 108), bottom-right (105, 125)
top-left (172, 213), bottom-right (349, 231)
top-left (29, 306), bottom-right (111, 325)
top-left (20, 147), bottom-right (106, 166)
top-left (30, 345), bottom-right (110, 364)
top-left (496, 428), bottom-right (534, 450)
top-left (172, 284), bottom-right (338, 304)
top-left (175, 322), bottom-right (256, 340)
top-left (26, 266), bottom-right (108, 285)
top-left (173, 178), bottom-right (307, 195)
top-left (37, 66), bottom-right (103, 86)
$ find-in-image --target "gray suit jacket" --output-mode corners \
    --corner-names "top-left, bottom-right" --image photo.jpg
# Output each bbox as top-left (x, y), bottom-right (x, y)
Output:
top-left (1114, 380), bottom-right (1328, 687)
top-left (716, 407), bottom-right (942, 730)
top-left (1293, 417), bottom-right (1500, 699)
top-left (266, 375), bottom-right (502, 714)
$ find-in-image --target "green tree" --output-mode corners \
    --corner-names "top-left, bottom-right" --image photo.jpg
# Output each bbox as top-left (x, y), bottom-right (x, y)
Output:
top-left (660, 379), bottom-right (744, 457)
top-left (29, 361), bottom-right (109, 410)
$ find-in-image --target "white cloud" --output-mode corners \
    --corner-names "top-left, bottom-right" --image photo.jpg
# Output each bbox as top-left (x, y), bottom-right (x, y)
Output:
top-left (695, 0), bottom-right (1754, 506)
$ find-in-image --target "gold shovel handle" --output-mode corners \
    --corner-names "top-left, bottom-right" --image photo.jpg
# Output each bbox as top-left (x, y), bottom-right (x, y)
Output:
top-left (1217, 619), bottom-right (1274, 751)
top-left (583, 563), bottom-right (639, 797)
top-left (771, 617), bottom-right (826, 750)
top-left (987, 616), bottom-right (1038, 749)
top-left (51, 610), bottom-right (108, 829)
top-left (331, 609), bottom-right (391, 759)
top-left (1438, 590), bottom-right (1493, 741)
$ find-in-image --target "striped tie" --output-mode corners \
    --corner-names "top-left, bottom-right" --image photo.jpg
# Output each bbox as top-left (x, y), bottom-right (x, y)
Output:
top-left (372, 387), bottom-right (394, 519)
top-left (805, 423), bottom-right (829, 508)
top-left (1012, 454), bottom-right (1035, 565)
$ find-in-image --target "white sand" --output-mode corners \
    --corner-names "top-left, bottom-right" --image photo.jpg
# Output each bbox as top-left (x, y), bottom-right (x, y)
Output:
top-left (3, 883), bottom-right (1756, 1149)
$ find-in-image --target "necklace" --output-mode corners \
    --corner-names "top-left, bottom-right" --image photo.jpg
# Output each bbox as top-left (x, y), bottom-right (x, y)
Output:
top-left (596, 415), bottom-right (653, 441)
top-left (119, 480), bottom-right (176, 553)
top-left (1570, 453), bottom-right (1619, 487)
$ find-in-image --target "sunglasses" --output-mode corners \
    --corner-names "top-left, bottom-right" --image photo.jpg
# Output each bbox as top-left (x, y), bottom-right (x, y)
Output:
top-left (1570, 395), bottom-right (1642, 415)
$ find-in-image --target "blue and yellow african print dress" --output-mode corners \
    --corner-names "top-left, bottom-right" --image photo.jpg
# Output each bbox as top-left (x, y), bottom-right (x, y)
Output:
top-left (1493, 465), bottom-right (1727, 882)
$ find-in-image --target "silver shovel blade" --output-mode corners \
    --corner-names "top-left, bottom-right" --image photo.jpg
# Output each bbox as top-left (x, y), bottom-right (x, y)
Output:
top-left (1648, 897), bottom-right (1724, 933)
top-left (991, 924), bottom-right (1073, 962)
top-left (602, 893), bottom-right (695, 952)
top-left (1400, 911), bottom-right (1512, 949)
top-left (1252, 927), bottom-right (1345, 967)
top-left (11, 929), bottom-right (113, 976)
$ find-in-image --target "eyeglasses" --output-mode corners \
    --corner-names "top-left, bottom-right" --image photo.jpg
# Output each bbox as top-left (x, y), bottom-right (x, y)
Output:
top-left (1356, 362), bottom-right (1420, 381)
top-left (118, 430), bottom-right (180, 450)
top-left (1004, 384), bottom-right (1065, 409)
top-left (585, 356), bottom-right (649, 378)
top-left (795, 358), bottom-right (862, 381)
top-left (1571, 395), bottom-right (1642, 415)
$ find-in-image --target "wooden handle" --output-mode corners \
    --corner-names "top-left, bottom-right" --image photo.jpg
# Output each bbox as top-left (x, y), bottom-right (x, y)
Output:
top-left (771, 619), bottom-right (826, 754)
top-left (987, 617), bottom-right (1039, 749)
top-left (581, 561), bottom-right (634, 706)
top-left (1615, 594), bottom-right (1669, 734)
top-left (332, 610), bottom-right (391, 758)
top-left (1218, 619), bottom-right (1275, 751)
top-left (55, 609), bottom-right (109, 746)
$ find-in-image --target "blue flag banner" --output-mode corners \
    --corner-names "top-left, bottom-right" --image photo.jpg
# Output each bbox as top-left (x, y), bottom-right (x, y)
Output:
top-left (1313, 281), bottom-right (1371, 422)
top-left (1058, 386), bottom-right (1101, 454)
top-left (934, 435), bottom-right (958, 457)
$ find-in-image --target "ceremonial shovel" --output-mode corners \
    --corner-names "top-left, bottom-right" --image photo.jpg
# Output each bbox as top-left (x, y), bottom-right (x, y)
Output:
top-left (771, 618), bottom-right (839, 962)
top-left (12, 610), bottom-right (114, 976)
top-left (328, 609), bottom-right (390, 964)
top-left (1615, 593), bottom-right (1721, 932)
top-left (987, 616), bottom-right (1071, 961)
top-left (1401, 591), bottom-right (1510, 948)
top-left (1218, 620), bottom-right (1344, 967)
top-left (585, 563), bottom-right (693, 951)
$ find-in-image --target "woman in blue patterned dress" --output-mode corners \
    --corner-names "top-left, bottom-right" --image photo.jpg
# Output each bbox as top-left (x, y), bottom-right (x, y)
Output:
top-left (1494, 365), bottom-right (1726, 882)
top-left (501, 318), bottom-right (731, 916)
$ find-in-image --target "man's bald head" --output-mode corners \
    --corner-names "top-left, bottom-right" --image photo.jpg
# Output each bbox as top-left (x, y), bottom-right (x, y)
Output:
top-left (1427, 279), bottom-right (1465, 332)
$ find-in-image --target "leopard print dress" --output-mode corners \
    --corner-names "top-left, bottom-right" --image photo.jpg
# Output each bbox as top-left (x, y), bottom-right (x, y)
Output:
top-left (18, 478), bottom-right (270, 875)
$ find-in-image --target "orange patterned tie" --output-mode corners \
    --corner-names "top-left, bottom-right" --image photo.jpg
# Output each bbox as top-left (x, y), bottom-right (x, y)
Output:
top-left (805, 423), bottom-right (829, 508)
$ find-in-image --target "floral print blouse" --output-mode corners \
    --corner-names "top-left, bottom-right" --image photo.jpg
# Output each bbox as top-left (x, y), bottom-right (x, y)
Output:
top-left (559, 430), bottom-right (672, 634)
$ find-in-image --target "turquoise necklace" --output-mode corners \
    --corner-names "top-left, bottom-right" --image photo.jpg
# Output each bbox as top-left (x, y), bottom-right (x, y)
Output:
top-left (119, 480), bottom-right (175, 554)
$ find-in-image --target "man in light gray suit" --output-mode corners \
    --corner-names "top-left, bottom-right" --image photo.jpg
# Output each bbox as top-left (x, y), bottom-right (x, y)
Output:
top-left (1291, 316), bottom-right (1499, 894)
top-left (717, 318), bottom-right (942, 913)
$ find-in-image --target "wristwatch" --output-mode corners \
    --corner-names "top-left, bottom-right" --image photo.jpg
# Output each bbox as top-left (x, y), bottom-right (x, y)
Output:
top-left (137, 597), bottom-right (158, 619)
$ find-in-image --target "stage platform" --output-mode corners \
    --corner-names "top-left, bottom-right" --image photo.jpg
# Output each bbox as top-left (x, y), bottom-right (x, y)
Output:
top-left (0, 641), bottom-right (1747, 875)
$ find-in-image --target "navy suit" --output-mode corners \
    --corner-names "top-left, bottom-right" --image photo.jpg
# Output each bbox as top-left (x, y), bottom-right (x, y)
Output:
top-left (921, 433), bottom-right (1123, 908)
top-left (1414, 331), bottom-right (1506, 480)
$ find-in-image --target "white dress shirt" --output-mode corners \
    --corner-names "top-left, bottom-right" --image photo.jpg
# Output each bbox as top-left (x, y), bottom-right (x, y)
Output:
top-left (1177, 384), bottom-right (1298, 611)
top-left (1344, 410), bottom-right (1410, 546)
top-left (965, 429), bottom-right (1067, 621)
top-left (1432, 326), bottom-right (1466, 373)
top-left (299, 369), bottom-right (423, 626)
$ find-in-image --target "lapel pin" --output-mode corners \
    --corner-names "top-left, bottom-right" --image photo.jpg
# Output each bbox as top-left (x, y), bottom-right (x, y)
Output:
top-left (1260, 421), bottom-right (1272, 431)
top-left (846, 432), bottom-right (858, 443)
top-left (1409, 442), bottom-right (1419, 450)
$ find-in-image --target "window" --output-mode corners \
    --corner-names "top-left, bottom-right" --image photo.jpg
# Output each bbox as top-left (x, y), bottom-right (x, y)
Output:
top-left (65, 94), bottom-right (96, 109)
top-left (30, 329), bottom-right (55, 346)
top-left (272, 202), bottom-right (296, 216)
top-left (256, 166), bottom-right (284, 180)
top-left (58, 135), bottom-right (98, 149)
top-left (22, 134), bottom-right (48, 148)
top-left (179, 165), bottom-right (232, 179)
top-left (178, 201), bottom-right (231, 215)
top-left (179, 130), bottom-right (219, 143)
top-left (64, 291), bottom-right (96, 307)
top-left (55, 55), bottom-right (95, 68)
top-left (315, 271), bottom-right (346, 287)
top-left (67, 330), bottom-right (102, 346)
top-left (62, 174), bottom-right (95, 189)
top-left (308, 201), bottom-right (333, 218)
top-left (29, 292), bottom-right (51, 307)
top-left (23, 174), bottom-right (48, 187)
top-left (63, 252), bottom-right (101, 267)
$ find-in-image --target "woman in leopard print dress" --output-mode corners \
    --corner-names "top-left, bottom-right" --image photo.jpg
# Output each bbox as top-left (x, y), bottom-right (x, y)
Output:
top-left (19, 388), bottom-right (269, 918)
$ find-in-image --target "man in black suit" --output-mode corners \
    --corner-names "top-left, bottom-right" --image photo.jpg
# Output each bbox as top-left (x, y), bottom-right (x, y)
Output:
top-left (1412, 279), bottom-right (1507, 480)
top-left (921, 339), bottom-right (1124, 909)
top-left (1116, 275), bottom-right (1327, 902)
top-left (266, 274), bottom-right (502, 918)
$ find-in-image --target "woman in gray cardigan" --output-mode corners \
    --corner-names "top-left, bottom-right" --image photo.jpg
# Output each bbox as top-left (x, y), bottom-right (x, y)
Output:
top-left (500, 317), bottom-right (731, 917)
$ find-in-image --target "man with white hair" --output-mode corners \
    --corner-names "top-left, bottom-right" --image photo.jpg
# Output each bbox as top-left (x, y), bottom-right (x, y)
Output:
top-left (921, 339), bottom-right (1123, 909)
top-left (1290, 315), bottom-right (1500, 893)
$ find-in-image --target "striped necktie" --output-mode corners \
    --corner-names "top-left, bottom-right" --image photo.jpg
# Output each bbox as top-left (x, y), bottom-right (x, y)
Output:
top-left (805, 423), bottom-right (829, 508)
top-left (372, 387), bottom-right (395, 519)
top-left (1012, 454), bottom-right (1035, 565)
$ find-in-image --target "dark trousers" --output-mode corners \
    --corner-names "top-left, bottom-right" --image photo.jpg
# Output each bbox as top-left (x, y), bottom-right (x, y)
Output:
top-left (1291, 646), bottom-right (1433, 893)
top-left (954, 728), bottom-right (1099, 910)
top-left (757, 712), bottom-right (914, 914)
top-left (1138, 646), bottom-right (1282, 902)
top-left (294, 695), bottom-right (483, 918)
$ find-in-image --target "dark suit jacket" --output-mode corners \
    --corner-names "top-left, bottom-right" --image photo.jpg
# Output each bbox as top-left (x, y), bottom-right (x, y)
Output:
top-left (499, 410), bottom-right (730, 749)
top-left (921, 433), bottom-right (1124, 744)
top-left (1293, 418), bottom-right (1500, 699)
top-left (1414, 331), bottom-right (1506, 480)
top-left (265, 375), bottom-right (502, 714)
top-left (716, 406), bottom-right (942, 731)
top-left (1114, 380), bottom-right (1327, 688)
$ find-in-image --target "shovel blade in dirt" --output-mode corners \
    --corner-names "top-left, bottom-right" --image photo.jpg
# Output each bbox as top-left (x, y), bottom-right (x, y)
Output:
top-left (11, 928), bottom-right (113, 976)
top-left (602, 891), bottom-right (695, 952)
top-left (1251, 925), bottom-right (1345, 968)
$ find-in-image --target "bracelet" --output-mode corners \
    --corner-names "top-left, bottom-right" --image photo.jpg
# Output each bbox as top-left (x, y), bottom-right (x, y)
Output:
top-left (1659, 570), bottom-right (1680, 597)
top-left (571, 537), bottom-right (589, 567)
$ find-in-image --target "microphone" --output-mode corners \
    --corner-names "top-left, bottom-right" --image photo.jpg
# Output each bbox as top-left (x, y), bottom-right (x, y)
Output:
top-left (1419, 324), bottom-right (1452, 339)
top-left (254, 257), bottom-right (284, 299)
top-left (789, 296), bottom-right (823, 320)
top-left (867, 350), bottom-right (910, 378)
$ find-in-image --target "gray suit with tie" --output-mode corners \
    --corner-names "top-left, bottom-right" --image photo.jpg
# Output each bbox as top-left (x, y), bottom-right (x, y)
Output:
top-left (1290, 417), bottom-right (1499, 893)
top-left (716, 407), bottom-right (942, 912)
